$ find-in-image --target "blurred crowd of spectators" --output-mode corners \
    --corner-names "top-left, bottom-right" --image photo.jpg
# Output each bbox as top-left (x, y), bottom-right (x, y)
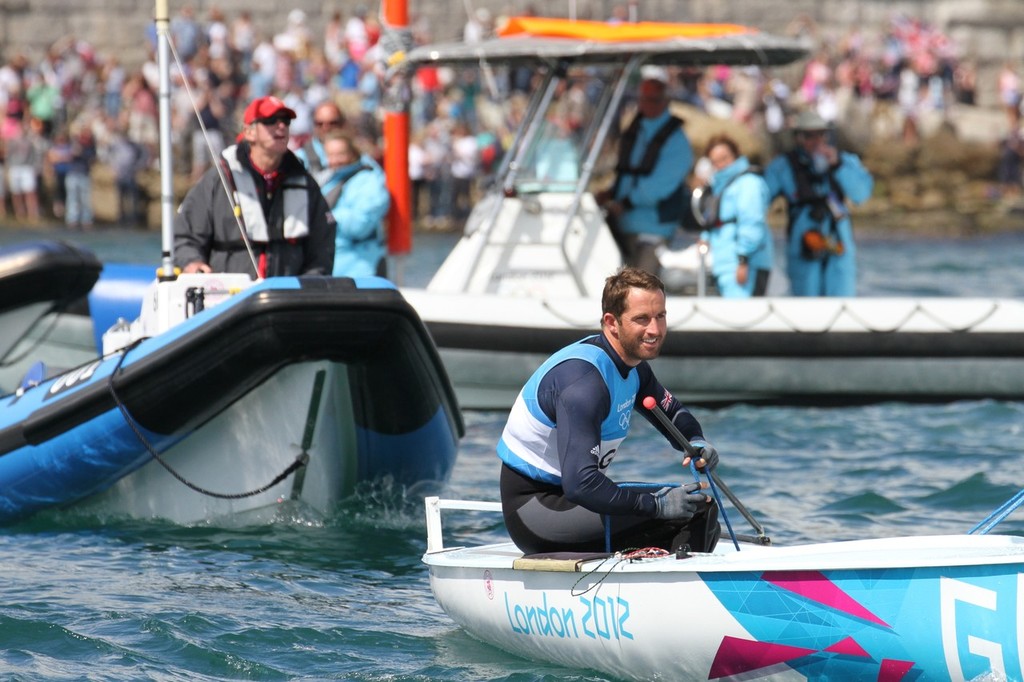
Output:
top-left (0, 2), bottom-right (998, 229)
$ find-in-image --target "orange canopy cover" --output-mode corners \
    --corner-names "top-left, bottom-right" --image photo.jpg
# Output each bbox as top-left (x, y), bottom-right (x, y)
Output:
top-left (497, 16), bottom-right (757, 42)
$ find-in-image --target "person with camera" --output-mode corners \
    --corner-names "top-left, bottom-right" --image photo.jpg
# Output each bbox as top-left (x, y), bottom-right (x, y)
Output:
top-left (763, 111), bottom-right (873, 296)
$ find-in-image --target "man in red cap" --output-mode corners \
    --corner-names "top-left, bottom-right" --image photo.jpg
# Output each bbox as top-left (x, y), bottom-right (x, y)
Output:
top-left (173, 95), bottom-right (336, 278)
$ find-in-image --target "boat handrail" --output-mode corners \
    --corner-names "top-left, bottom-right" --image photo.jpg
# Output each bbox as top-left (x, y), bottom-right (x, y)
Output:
top-left (559, 54), bottom-right (642, 296)
top-left (452, 66), bottom-right (561, 293)
top-left (502, 66), bottom-right (563, 197)
top-left (425, 496), bottom-right (502, 553)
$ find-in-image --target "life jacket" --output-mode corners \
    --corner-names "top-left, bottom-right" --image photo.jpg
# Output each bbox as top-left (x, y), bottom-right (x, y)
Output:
top-left (784, 150), bottom-right (846, 233)
top-left (613, 113), bottom-right (687, 224)
top-left (220, 145), bottom-right (311, 244)
top-left (784, 151), bottom-right (848, 259)
top-left (614, 114), bottom-right (684, 178)
top-left (497, 337), bottom-right (638, 486)
top-left (694, 167), bottom-right (762, 228)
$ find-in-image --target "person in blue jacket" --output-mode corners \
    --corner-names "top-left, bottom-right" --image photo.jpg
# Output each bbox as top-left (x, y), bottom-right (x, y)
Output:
top-left (318, 131), bottom-right (390, 277)
top-left (597, 76), bottom-right (693, 275)
top-left (697, 134), bottom-right (773, 297)
top-left (763, 111), bottom-right (874, 296)
top-left (498, 267), bottom-right (721, 555)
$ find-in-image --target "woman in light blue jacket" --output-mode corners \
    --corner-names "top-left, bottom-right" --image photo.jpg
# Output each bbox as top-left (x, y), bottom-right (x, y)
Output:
top-left (318, 132), bottom-right (390, 278)
top-left (698, 135), bottom-right (772, 298)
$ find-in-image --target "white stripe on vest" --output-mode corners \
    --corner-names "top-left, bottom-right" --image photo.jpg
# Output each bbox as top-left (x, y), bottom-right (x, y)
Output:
top-left (221, 145), bottom-right (310, 242)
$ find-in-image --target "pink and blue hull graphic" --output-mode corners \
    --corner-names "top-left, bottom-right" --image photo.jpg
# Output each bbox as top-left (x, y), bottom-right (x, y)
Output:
top-left (702, 564), bottom-right (1024, 680)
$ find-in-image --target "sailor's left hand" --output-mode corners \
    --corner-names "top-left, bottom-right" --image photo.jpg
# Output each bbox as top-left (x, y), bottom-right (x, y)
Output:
top-left (683, 439), bottom-right (718, 472)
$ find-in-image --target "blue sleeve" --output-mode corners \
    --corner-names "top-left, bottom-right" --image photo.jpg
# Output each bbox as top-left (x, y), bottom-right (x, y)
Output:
top-left (730, 175), bottom-right (771, 257)
top-left (763, 154), bottom-right (794, 202)
top-left (833, 152), bottom-right (873, 205)
top-left (331, 168), bottom-right (390, 242)
top-left (538, 360), bottom-right (657, 517)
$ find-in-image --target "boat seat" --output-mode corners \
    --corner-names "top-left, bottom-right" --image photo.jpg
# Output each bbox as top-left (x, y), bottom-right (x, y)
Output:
top-left (512, 551), bottom-right (612, 572)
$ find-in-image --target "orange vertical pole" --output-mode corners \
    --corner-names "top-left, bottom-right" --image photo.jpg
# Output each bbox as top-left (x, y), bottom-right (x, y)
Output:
top-left (382, 0), bottom-right (412, 267)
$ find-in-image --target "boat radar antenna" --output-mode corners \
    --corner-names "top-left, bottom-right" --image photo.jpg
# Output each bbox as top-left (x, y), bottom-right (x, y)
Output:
top-left (154, 0), bottom-right (261, 280)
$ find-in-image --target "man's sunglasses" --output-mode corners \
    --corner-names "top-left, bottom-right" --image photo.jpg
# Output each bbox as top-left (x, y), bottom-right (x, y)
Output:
top-left (257, 115), bottom-right (291, 127)
top-left (315, 119), bottom-right (343, 127)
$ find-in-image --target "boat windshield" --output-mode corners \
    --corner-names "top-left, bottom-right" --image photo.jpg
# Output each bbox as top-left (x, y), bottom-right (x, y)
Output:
top-left (513, 68), bottom-right (618, 195)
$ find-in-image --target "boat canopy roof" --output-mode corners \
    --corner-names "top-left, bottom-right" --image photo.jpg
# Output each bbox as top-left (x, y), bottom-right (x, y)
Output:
top-left (405, 17), bottom-right (808, 68)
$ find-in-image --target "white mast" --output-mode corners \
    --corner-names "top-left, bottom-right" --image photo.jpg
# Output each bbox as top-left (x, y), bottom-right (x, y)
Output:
top-left (155, 0), bottom-right (175, 280)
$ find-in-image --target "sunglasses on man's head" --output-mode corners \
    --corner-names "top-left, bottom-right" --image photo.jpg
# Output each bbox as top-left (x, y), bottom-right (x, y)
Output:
top-left (256, 115), bottom-right (291, 127)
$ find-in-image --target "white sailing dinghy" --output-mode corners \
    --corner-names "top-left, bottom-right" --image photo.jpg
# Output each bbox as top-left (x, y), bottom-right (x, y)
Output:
top-left (424, 495), bottom-right (1024, 682)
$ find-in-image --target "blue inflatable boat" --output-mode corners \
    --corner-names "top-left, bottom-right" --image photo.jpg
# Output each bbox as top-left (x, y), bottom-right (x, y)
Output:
top-left (0, 274), bottom-right (463, 525)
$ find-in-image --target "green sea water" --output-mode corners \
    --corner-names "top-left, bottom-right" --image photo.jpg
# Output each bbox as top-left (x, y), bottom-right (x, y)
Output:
top-left (0, 228), bottom-right (1023, 680)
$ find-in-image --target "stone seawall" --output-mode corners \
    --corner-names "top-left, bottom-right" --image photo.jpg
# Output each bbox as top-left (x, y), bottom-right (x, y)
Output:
top-left (3, 0), bottom-right (1021, 233)
top-left (1, 1), bottom-right (1022, 106)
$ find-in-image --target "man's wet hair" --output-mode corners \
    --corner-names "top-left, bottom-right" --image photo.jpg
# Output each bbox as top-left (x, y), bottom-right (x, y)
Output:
top-left (602, 267), bottom-right (665, 320)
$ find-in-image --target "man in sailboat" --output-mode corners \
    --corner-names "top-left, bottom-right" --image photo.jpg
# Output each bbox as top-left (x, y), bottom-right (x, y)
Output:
top-left (174, 95), bottom-right (336, 278)
top-left (597, 74), bottom-right (693, 276)
top-left (497, 267), bottom-right (721, 555)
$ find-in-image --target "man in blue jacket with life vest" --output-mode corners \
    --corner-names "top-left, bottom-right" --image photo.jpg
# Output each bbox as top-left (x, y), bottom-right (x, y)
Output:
top-left (763, 111), bottom-right (873, 296)
top-left (498, 267), bottom-right (720, 555)
top-left (597, 76), bottom-right (693, 275)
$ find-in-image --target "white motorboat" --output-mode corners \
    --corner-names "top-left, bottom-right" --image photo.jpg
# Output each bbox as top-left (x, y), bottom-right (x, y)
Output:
top-left (401, 18), bottom-right (1024, 410)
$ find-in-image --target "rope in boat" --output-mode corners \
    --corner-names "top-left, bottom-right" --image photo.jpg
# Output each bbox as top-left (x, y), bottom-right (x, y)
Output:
top-left (0, 308), bottom-right (64, 368)
top-left (165, 31), bottom-right (261, 277)
top-left (106, 342), bottom-right (308, 499)
top-left (571, 547), bottom-right (670, 597)
top-left (688, 459), bottom-right (740, 551)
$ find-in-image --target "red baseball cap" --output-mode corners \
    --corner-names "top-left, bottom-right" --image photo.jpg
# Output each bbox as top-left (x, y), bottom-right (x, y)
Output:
top-left (243, 96), bottom-right (296, 125)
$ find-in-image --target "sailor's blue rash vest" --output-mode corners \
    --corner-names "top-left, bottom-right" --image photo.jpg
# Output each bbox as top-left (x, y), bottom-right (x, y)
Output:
top-left (497, 336), bottom-right (638, 486)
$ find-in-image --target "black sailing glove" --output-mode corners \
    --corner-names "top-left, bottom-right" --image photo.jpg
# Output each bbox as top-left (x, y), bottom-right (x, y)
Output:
top-left (690, 439), bottom-right (719, 472)
top-left (653, 482), bottom-right (706, 521)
